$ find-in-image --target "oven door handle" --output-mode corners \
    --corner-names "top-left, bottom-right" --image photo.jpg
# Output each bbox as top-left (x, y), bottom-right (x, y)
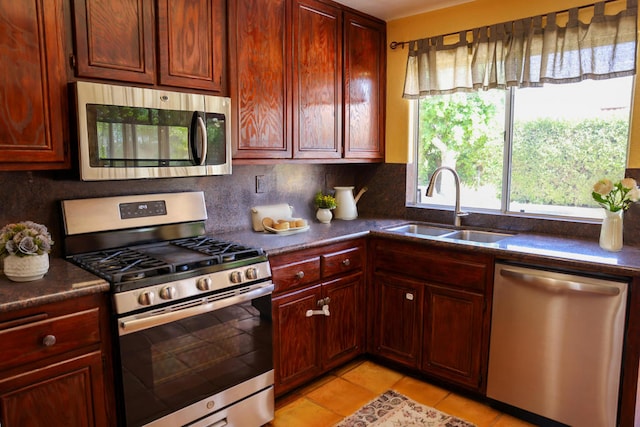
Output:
top-left (118, 283), bottom-right (274, 335)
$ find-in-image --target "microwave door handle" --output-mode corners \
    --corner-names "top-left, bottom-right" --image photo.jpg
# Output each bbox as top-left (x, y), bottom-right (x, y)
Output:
top-left (190, 111), bottom-right (208, 166)
top-left (196, 114), bottom-right (207, 165)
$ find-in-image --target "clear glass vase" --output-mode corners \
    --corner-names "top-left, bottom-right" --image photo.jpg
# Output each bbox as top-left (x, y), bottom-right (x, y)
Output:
top-left (599, 209), bottom-right (623, 252)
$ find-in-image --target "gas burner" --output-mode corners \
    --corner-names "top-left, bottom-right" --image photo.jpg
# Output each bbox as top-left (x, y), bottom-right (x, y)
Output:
top-left (172, 237), bottom-right (264, 262)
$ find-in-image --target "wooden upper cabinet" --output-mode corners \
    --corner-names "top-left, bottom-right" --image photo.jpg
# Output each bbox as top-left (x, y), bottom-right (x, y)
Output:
top-left (72, 0), bottom-right (155, 84)
top-left (292, 0), bottom-right (342, 159)
top-left (230, 0), bottom-right (291, 159)
top-left (0, 0), bottom-right (69, 169)
top-left (231, 0), bottom-right (385, 162)
top-left (157, 0), bottom-right (226, 92)
top-left (72, 0), bottom-right (227, 93)
top-left (344, 12), bottom-right (385, 160)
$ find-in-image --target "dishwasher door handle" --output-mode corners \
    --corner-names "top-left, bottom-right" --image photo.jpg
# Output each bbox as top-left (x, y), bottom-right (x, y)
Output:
top-left (500, 268), bottom-right (620, 296)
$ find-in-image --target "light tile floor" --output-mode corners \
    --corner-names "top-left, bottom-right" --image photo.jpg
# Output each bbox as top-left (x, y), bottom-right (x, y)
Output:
top-left (268, 359), bottom-right (535, 427)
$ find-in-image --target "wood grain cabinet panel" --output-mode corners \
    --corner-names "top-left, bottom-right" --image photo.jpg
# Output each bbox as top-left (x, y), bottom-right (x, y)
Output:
top-left (272, 285), bottom-right (323, 393)
top-left (322, 273), bottom-right (364, 369)
top-left (72, 0), bottom-right (155, 84)
top-left (0, 294), bottom-right (114, 426)
top-left (230, 0), bottom-right (291, 158)
top-left (0, 351), bottom-right (107, 427)
top-left (372, 272), bottom-right (423, 369)
top-left (370, 238), bottom-right (492, 393)
top-left (422, 285), bottom-right (484, 389)
top-left (230, 0), bottom-right (385, 162)
top-left (157, 0), bottom-right (226, 92)
top-left (344, 12), bottom-right (385, 160)
top-left (0, 0), bottom-right (68, 169)
top-left (271, 239), bottom-right (366, 396)
top-left (292, 0), bottom-right (342, 159)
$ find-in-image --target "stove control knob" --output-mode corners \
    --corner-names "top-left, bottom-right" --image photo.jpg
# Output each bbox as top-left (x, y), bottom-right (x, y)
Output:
top-left (245, 267), bottom-right (258, 280)
top-left (138, 291), bottom-right (155, 306)
top-left (197, 277), bottom-right (212, 291)
top-left (230, 271), bottom-right (243, 284)
top-left (159, 286), bottom-right (177, 300)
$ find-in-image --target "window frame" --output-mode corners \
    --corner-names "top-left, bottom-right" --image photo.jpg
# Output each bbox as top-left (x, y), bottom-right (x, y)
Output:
top-left (409, 78), bottom-right (634, 222)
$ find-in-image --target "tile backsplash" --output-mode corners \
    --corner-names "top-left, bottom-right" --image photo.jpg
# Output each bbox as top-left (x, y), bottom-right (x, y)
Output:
top-left (0, 163), bottom-right (380, 257)
top-left (1, 162), bottom-right (637, 257)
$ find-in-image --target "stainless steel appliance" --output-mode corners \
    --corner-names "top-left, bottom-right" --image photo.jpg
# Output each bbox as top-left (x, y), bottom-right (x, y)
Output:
top-left (487, 262), bottom-right (628, 427)
top-left (61, 192), bottom-right (274, 427)
top-left (74, 82), bottom-right (232, 181)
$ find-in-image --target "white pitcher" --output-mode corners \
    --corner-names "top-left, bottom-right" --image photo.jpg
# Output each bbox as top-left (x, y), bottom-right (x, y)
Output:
top-left (333, 186), bottom-right (367, 220)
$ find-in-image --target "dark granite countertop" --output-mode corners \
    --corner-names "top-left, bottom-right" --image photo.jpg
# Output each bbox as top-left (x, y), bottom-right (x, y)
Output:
top-left (3, 216), bottom-right (640, 313)
top-left (0, 257), bottom-right (109, 313)
top-left (213, 217), bottom-right (640, 277)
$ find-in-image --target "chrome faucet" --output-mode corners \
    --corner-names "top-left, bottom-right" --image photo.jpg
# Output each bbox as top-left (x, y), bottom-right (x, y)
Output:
top-left (425, 166), bottom-right (469, 227)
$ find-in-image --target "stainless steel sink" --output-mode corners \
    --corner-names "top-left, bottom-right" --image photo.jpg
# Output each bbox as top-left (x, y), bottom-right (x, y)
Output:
top-left (441, 229), bottom-right (512, 243)
top-left (385, 223), bottom-right (513, 244)
top-left (385, 224), bottom-right (453, 236)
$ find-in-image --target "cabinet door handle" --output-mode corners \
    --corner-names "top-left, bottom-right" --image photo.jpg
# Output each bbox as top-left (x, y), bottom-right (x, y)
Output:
top-left (295, 271), bottom-right (305, 279)
top-left (42, 334), bottom-right (56, 347)
top-left (342, 258), bottom-right (351, 266)
top-left (306, 304), bottom-right (330, 317)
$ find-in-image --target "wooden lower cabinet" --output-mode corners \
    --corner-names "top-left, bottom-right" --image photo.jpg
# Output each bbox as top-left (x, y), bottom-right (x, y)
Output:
top-left (422, 285), bottom-right (484, 389)
top-left (370, 238), bottom-right (492, 393)
top-left (0, 294), bottom-right (114, 426)
top-left (0, 351), bottom-right (106, 427)
top-left (273, 284), bottom-right (323, 390)
top-left (372, 272), bottom-right (423, 369)
top-left (273, 272), bottom-right (364, 395)
top-left (271, 239), bottom-right (366, 395)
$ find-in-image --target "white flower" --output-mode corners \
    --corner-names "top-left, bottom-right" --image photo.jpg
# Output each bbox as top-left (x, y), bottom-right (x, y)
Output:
top-left (621, 178), bottom-right (637, 190)
top-left (593, 179), bottom-right (613, 196)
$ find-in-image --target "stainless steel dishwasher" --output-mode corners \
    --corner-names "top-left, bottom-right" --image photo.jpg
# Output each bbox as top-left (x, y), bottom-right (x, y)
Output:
top-left (487, 263), bottom-right (628, 427)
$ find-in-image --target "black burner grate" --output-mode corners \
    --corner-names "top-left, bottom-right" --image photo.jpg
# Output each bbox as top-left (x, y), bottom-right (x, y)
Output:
top-left (72, 248), bottom-right (174, 283)
top-left (171, 237), bottom-right (264, 262)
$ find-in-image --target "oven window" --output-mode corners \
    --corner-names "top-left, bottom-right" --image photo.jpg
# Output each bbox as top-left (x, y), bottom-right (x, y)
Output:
top-left (117, 295), bottom-right (272, 427)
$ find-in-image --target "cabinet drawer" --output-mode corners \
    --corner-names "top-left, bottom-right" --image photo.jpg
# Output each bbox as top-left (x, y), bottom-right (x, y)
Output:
top-left (322, 246), bottom-right (363, 278)
top-left (272, 257), bottom-right (321, 293)
top-left (0, 308), bottom-right (101, 372)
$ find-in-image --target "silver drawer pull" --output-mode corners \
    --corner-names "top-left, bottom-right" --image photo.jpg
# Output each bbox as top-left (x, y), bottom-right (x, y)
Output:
top-left (342, 258), bottom-right (351, 266)
top-left (295, 271), bottom-right (305, 279)
top-left (42, 334), bottom-right (56, 347)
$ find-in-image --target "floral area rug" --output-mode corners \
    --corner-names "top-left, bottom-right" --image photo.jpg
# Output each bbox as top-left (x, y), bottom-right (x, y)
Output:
top-left (334, 390), bottom-right (476, 427)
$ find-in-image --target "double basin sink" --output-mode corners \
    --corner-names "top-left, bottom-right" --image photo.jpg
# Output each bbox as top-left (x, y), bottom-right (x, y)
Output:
top-left (385, 223), bottom-right (514, 244)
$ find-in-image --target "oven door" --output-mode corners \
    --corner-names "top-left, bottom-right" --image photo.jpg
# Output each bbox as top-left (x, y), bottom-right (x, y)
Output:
top-left (114, 283), bottom-right (274, 427)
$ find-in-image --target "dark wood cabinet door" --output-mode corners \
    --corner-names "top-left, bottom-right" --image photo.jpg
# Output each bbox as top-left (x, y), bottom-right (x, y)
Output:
top-left (343, 12), bottom-right (385, 161)
top-left (0, 351), bottom-right (108, 427)
top-left (322, 273), bottom-right (364, 370)
top-left (373, 272), bottom-right (423, 369)
top-left (273, 284), bottom-right (323, 395)
top-left (292, 0), bottom-right (342, 159)
top-left (72, 0), bottom-right (155, 84)
top-left (422, 285), bottom-right (484, 390)
top-left (157, 0), bottom-right (226, 92)
top-left (230, 0), bottom-right (291, 159)
top-left (0, 0), bottom-right (68, 169)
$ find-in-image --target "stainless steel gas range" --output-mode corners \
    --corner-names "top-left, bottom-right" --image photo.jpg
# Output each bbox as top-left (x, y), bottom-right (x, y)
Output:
top-left (61, 192), bottom-right (274, 427)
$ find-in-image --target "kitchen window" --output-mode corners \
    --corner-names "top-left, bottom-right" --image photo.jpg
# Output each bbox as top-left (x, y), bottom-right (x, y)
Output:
top-left (411, 76), bottom-right (633, 220)
top-left (400, 0), bottom-right (637, 221)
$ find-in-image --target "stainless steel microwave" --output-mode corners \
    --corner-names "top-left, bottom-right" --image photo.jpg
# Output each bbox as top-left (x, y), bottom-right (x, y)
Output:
top-left (74, 81), bottom-right (232, 181)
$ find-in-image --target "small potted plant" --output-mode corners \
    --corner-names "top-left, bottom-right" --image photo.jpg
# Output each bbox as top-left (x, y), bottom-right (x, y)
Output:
top-left (314, 191), bottom-right (337, 224)
top-left (0, 221), bottom-right (54, 282)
